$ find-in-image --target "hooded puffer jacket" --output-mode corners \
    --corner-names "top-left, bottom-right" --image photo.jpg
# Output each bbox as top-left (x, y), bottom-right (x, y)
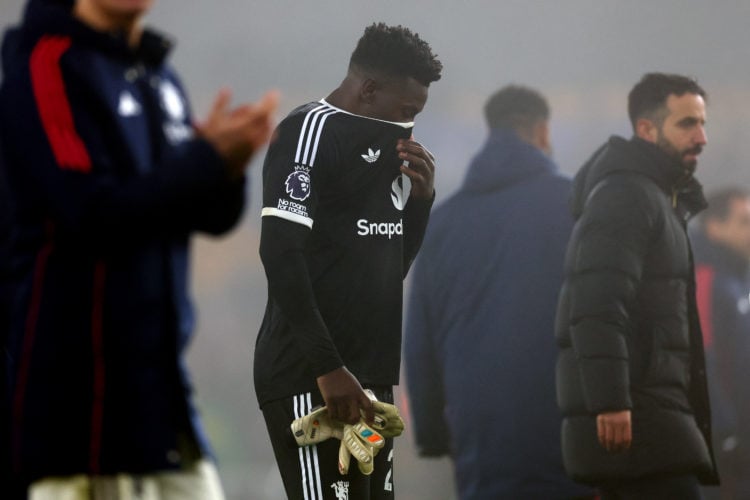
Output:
top-left (555, 135), bottom-right (718, 484)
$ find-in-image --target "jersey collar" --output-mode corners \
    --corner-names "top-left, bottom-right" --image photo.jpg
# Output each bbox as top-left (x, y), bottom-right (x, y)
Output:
top-left (319, 99), bottom-right (414, 129)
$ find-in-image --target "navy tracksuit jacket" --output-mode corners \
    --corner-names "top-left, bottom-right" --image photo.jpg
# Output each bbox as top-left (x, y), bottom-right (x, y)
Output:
top-left (1, 0), bottom-right (244, 483)
top-left (405, 130), bottom-right (596, 499)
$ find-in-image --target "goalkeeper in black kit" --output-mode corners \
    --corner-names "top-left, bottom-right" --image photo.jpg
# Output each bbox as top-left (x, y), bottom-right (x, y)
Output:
top-left (255, 23), bottom-right (442, 499)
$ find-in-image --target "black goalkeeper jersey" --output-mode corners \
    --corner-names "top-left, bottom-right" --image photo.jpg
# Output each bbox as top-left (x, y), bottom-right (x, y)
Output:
top-left (254, 99), bottom-right (431, 405)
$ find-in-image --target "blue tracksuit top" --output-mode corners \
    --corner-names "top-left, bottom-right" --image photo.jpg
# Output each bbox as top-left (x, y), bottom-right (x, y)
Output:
top-left (405, 129), bottom-right (595, 499)
top-left (0, 0), bottom-right (245, 481)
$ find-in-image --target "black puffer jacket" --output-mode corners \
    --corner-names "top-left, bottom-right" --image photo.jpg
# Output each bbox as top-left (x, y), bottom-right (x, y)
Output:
top-left (555, 135), bottom-right (718, 484)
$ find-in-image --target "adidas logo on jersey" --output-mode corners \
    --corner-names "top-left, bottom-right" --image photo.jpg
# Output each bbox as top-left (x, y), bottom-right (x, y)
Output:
top-left (361, 148), bottom-right (380, 163)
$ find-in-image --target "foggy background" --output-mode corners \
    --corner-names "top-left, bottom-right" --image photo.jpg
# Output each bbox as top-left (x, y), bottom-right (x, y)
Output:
top-left (2, 1), bottom-right (750, 498)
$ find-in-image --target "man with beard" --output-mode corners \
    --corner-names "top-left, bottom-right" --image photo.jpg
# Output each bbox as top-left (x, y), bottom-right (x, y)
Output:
top-left (556, 73), bottom-right (719, 498)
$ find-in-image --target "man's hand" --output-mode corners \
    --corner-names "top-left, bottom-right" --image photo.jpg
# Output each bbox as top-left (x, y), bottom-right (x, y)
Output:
top-left (397, 138), bottom-right (435, 200)
top-left (316, 367), bottom-right (374, 425)
top-left (290, 405), bottom-right (385, 476)
top-left (596, 409), bottom-right (632, 452)
top-left (290, 400), bottom-right (390, 476)
top-left (195, 89), bottom-right (280, 179)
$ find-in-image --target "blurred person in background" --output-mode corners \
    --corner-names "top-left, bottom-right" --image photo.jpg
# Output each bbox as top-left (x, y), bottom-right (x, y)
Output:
top-left (0, 0), bottom-right (277, 498)
top-left (255, 22), bottom-right (441, 500)
top-left (693, 188), bottom-right (750, 500)
top-left (404, 85), bottom-right (596, 499)
top-left (556, 73), bottom-right (718, 499)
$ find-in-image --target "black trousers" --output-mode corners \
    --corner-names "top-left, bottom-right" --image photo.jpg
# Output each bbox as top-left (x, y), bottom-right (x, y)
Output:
top-left (262, 387), bottom-right (395, 500)
top-left (600, 474), bottom-right (702, 500)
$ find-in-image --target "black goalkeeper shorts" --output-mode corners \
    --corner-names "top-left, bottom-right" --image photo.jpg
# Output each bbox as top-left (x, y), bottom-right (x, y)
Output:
top-left (262, 386), bottom-right (396, 500)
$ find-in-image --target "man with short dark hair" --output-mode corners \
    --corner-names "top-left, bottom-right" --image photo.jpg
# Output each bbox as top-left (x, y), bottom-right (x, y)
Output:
top-left (484, 85), bottom-right (552, 139)
top-left (556, 73), bottom-right (718, 498)
top-left (255, 22), bottom-right (442, 500)
top-left (0, 0), bottom-right (278, 498)
top-left (693, 188), bottom-right (750, 500)
top-left (404, 85), bottom-right (596, 499)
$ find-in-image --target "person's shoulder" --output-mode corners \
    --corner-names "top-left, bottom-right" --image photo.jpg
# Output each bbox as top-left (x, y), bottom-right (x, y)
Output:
top-left (286, 101), bottom-right (324, 117)
top-left (275, 101), bottom-right (343, 138)
top-left (282, 101), bottom-right (336, 123)
top-left (0, 31), bottom-right (86, 104)
top-left (530, 168), bottom-right (572, 192)
top-left (22, 33), bottom-right (100, 88)
top-left (265, 102), bottom-right (343, 168)
top-left (271, 102), bottom-right (318, 140)
top-left (578, 172), bottom-right (664, 228)
top-left (590, 170), bottom-right (661, 204)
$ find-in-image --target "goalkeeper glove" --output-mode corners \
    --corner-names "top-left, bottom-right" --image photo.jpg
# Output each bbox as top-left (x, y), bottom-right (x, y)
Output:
top-left (290, 392), bottom-right (400, 476)
top-left (362, 389), bottom-right (405, 438)
top-left (337, 421), bottom-right (385, 476)
top-left (290, 405), bottom-right (343, 447)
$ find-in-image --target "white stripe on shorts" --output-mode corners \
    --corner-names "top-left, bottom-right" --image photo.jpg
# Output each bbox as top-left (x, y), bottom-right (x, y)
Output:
top-left (294, 393), bottom-right (324, 499)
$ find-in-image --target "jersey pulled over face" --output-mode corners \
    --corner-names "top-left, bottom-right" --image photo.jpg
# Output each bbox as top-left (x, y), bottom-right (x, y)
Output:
top-left (257, 99), bottom-right (414, 403)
